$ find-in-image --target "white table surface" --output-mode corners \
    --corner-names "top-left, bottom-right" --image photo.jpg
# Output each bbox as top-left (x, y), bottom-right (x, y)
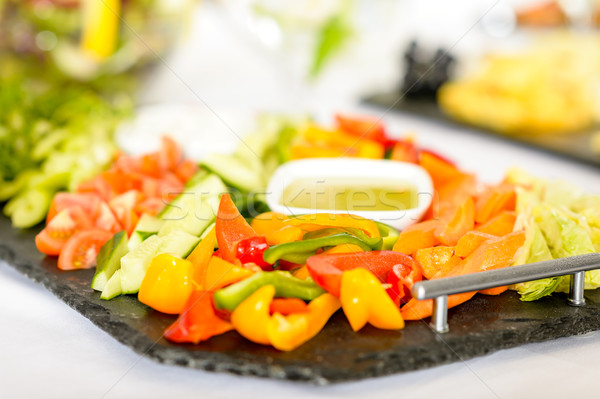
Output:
top-left (3, 2), bottom-right (600, 398)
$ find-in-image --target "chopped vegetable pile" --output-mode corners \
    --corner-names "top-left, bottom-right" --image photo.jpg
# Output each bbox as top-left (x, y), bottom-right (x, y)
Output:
top-left (35, 137), bottom-right (198, 271)
top-left (26, 113), bottom-right (600, 351)
top-left (0, 75), bottom-right (130, 228)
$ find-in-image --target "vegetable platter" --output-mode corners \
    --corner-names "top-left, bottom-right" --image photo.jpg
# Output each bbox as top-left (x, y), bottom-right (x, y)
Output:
top-left (3, 113), bottom-right (600, 383)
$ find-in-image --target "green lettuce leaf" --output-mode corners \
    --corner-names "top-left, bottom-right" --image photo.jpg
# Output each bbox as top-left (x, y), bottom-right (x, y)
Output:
top-left (507, 169), bottom-right (600, 301)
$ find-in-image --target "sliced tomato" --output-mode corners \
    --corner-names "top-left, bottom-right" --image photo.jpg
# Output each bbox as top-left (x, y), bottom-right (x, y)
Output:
top-left (114, 154), bottom-right (142, 175)
top-left (141, 177), bottom-right (160, 199)
top-left (36, 230), bottom-right (66, 256)
top-left (158, 172), bottom-right (185, 201)
top-left (158, 136), bottom-right (183, 172)
top-left (109, 190), bottom-right (141, 216)
top-left (101, 171), bottom-right (143, 194)
top-left (135, 197), bottom-right (166, 216)
top-left (109, 190), bottom-right (141, 235)
top-left (139, 153), bottom-right (165, 178)
top-left (46, 193), bottom-right (101, 223)
top-left (174, 159), bottom-right (198, 183)
top-left (94, 202), bottom-right (122, 233)
top-left (58, 229), bottom-right (114, 270)
top-left (36, 206), bottom-right (93, 256)
top-left (76, 175), bottom-right (113, 202)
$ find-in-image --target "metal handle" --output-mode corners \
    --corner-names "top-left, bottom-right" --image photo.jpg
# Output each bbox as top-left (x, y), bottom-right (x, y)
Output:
top-left (410, 253), bottom-right (600, 333)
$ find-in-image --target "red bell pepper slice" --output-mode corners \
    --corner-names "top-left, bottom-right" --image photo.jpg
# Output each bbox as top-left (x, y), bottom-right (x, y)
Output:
top-left (389, 140), bottom-right (419, 163)
top-left (306, 250), bottom-right (419, 298)
top-left (236, 236), bottom-right (272, 270)
top-left (164, 290), bottom-right (233, 344)
top-left (335, 114), bottom-right (388, 145)
top-left (215, 194), bottom-right (258, 263)
top-left (386, 262), bottom-right (423, 306)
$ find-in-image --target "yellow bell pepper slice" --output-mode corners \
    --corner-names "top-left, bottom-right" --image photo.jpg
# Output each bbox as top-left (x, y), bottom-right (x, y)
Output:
top-left (340, 268), bottom-right (405, 331)
top-left (265, 225), bottom-right (304, 245)
top-left (251, 212), bottom-right (288, 236)
top-left (81, 0), bottom-right (121, 60)
top-left (290, 143), bottom-right (347, 159)
top-left (284, 213), bottom-right (380, 238)
top-left (323, 243), bottom-right (365, 254)
top-left (231, 285), bottom-right (275, 345)
top-left (267, 293), bottom-right (341, 351)
top-left (204, 256), bottom-right (254, 291)
top-left (138, 254), bottom-right (194, 314)
top-left (292, 265), bottom-right (310, 280)
top-left (356, 140), bottom-right (385, 159)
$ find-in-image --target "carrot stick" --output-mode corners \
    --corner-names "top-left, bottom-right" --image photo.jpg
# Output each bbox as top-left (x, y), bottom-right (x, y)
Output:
top-left (393, 220), bottom-right (439, 255)
top-left (479, 286), bottom-right (508, 295)
top-left (401, 292), bottom-right (477, 321)
top-left (434, 197), bottom-right (475, 246)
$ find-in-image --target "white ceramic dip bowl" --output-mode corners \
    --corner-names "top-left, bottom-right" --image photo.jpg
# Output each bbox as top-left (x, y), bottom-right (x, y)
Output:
top-left (266, 158), bottom-right (434, 231)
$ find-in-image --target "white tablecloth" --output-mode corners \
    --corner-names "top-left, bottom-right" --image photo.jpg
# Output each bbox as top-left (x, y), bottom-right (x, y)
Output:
top-left (3, 2), bottom-right (600, 397)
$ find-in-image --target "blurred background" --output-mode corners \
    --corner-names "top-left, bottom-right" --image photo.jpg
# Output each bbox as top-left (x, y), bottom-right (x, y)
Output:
top-left (2, 0), bottom-right (600, 223)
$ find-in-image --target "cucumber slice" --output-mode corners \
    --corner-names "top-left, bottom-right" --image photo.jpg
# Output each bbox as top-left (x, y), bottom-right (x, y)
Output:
top-left (158, 173), bottom-right (226, 220)
top-left (120, 232), bottom-right (200, 294)
top-left (136, 231), bottom-right (157, 241)
top-left (92, 231), bottom-right (128, 292)
top-left (158, 194), bottom-right (220, 237)
top-left (135, 214), bottom-right (164, 231)
top-left (120, 235), bottom-right (162, 294)
top-left (101, 269), bottom-right (123, 300)
top-left (201, 154), bottom-right (263, 192)
top-left (127, 214), bottom-right (164, 251)
top-left (158, 230), bottom-right (201, 258)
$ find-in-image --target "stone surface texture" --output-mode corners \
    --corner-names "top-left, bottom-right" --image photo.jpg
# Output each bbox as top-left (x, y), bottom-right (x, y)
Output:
top-left (3, 215), bottom-right (600, 384)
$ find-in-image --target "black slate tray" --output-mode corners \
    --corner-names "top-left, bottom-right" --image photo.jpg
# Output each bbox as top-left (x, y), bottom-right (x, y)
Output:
top-left (4, 214), bottom-right (600, 384)
top-left (364, 93), bottom-right (600, 168)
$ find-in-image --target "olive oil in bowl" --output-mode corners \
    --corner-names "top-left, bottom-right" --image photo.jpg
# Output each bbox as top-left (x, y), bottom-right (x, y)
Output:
top-left (266, 158), bottom-right (434, 230)
top-left (281, 178), bottom-right (417, 212)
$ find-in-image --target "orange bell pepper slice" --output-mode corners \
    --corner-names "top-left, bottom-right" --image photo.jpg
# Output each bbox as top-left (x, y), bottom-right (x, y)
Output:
top-left (204, 256), bottom-right (254, 291)
top-left (186, 227), bottom-right (216, 287)
top-left (414, 246), bottom-right (456, 279)
top-left (269, 298), bottom-right (309, 315)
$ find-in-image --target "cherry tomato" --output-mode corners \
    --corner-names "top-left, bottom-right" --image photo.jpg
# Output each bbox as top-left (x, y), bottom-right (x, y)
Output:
top-left (36, 206), bottom-right (93, 256)
top-left (57, 229), bottom-right (113, 270)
